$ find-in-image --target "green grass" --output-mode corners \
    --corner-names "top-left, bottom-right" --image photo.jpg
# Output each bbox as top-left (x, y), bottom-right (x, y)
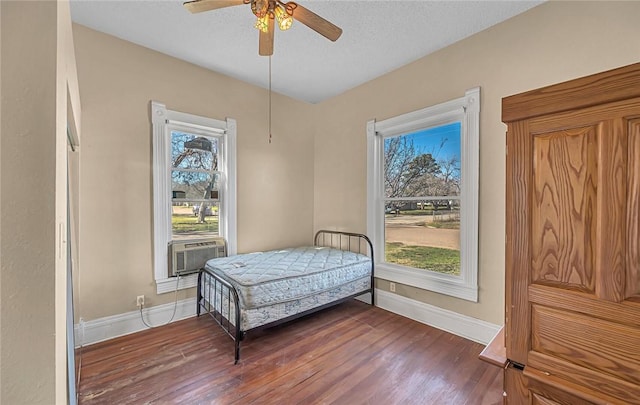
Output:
top-left (385, 242), bottom-right (460, 275)
top-left (172, 214), bottom-right (219, 234)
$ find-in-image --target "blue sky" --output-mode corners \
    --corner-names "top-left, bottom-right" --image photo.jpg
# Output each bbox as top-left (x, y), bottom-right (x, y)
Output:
top-left (406, 121), bottom-right (461, 161)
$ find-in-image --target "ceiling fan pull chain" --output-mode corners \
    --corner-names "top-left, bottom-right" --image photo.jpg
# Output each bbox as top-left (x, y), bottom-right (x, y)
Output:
top-left (269, 55), bottom-right (272, 144)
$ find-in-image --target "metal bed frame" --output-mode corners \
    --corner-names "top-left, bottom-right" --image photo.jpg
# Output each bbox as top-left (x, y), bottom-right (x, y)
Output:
top-left (196, 230), bottom-right (374, 364)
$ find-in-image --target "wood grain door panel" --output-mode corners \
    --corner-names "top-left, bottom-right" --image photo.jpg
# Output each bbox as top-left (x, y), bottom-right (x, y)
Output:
top-left (527, 351), bottom-right (640, 403)
top-left (528, 284), bottom-right (640, 329)
top-left (529, 107), bottom-right (632, 302)
top-left (594, 117), bottom-right (627, 303)
top-left (525, 366), bottom-right (624, 405)
top-left (531, 304), bottom-right (640, 385)
top-left (531, 125), bottom-right (598, 293)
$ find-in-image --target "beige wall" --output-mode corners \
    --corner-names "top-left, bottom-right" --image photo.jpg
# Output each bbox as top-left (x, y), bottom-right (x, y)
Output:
top-left (313, 1), bottom-right (640, 325)
top-left (1, 1), bottom-right (59, 402)
top-left (73, 24), bottom-right (315, 320)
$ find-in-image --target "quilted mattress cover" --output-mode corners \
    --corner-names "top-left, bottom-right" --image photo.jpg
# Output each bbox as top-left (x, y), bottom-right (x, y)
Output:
top-left (203, 246), bottom-right (372, 310)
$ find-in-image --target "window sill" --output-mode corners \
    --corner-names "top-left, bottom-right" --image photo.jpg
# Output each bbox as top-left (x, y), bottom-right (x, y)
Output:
top-left (376, 263), bottom-right (478, 302)
top-left (156, 273), bottom-right (198, 295)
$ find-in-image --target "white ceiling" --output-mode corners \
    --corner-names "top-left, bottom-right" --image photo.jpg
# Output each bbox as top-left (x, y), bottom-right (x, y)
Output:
top-left (70, 0), bottom-right (542, 103)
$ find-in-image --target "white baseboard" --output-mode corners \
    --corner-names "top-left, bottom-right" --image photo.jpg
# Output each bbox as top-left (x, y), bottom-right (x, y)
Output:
top-left (75, 297), bottom-right (197, 347)
top-left (375, 289), bottom-right (501, 345)
top-left (75, 292), bottom-right (500, 348)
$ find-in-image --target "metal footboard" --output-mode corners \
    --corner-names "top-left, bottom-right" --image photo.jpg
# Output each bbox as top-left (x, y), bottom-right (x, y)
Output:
top-left (196, 269), bottom-right (243, 363)
top-left (197, 230), bottom-right (374, 364)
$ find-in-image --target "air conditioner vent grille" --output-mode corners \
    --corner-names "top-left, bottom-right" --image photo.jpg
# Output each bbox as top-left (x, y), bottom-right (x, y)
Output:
top-left (169, 238), bottom-right (226, 277)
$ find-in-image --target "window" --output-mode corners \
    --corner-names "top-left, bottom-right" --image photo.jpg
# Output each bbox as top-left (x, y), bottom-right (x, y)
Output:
top-left (367, 88), bottom-right (479, 301)
top-left (151, 102), bottom-right (237, 293)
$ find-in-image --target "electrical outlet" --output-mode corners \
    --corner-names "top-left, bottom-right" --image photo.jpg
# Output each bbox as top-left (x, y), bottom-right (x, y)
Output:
top-left (136, 295), bottom-right (145, 307)
top-left (389, 282), bottom-right (396, 292)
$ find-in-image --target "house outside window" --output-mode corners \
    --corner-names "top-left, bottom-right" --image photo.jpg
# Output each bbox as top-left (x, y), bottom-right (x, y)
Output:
top-left (367, 88), bottom-right (479, 301)
top-left (151, 102), bottom-right (237, 294)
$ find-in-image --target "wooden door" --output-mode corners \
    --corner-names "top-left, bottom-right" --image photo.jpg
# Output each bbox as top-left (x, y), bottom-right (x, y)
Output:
top-left (504, 63), bottom-right (640, 404)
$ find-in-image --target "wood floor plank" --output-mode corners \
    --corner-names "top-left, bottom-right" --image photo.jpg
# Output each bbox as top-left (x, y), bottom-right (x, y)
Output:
top-left (78, 300), bottom-right (502, 404)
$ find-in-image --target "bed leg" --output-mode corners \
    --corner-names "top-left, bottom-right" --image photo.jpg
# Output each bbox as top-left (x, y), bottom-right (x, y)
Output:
top-left (234, 340), bottom-right (241, 364)
top-left (196, 270), bottom-right (203, 317)
top-left (370, 271), bottom-right (376, 307)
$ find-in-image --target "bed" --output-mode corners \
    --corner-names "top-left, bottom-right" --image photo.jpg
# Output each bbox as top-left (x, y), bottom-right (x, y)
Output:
top-left (196, 230), bottom-right (374, 363)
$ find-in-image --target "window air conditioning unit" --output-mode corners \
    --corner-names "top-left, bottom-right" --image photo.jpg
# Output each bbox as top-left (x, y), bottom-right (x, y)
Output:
top-left (169, 238), bottom-right (226, 277)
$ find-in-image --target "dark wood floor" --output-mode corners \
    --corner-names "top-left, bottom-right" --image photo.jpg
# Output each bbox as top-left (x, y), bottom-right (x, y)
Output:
top-left (78, 300), bottom-right (502, 404)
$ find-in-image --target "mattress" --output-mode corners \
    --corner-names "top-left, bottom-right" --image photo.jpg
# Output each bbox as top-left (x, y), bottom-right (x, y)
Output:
top-left (203, 246), bottom-right (372, 310)
top-left (201, 276), bottom-right (370, 331)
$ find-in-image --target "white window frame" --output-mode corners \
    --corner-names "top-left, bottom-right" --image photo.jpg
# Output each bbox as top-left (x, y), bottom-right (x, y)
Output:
top-left (151, 101), bottom-right (237, 294)
top-left (367, 87), bottom-right (479, 302)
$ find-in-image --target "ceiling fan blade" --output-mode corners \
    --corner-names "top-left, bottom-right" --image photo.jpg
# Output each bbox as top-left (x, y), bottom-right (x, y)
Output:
top-left (183, 0), bottom-right (245, 14)
top-left (259, 18), bottom-right (274, 56)
top-left (287, 2), bottom-right (342, 42)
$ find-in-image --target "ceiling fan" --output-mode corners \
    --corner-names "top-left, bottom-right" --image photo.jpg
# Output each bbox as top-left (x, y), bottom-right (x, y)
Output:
top-left (183, 0), bottom-right (343, 56)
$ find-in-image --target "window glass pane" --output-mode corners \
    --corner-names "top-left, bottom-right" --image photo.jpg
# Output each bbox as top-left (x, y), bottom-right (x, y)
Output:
top-left (171, 171), bottom-right (220, 200)
top-left (172, 202), bottom-right (219, 239)
top-left (384, 200), bottom-right (461, 275)
top-left (383, 122), bottom-right (462, 276)
top-left (384, 122), bottom-right (461, 198)
top-left (171, 131), bottom-right (219, 171)
top-left (170, 130), bottom-right (221, 242)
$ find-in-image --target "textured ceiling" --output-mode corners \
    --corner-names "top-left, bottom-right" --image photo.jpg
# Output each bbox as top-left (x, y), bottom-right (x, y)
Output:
top-left (70, 0), bottom-right (542, 103)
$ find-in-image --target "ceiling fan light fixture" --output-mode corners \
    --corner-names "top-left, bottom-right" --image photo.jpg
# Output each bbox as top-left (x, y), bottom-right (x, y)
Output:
top-left (254, 15), bottom-right (269, 32)
top-left (274, 5), bottom-right (293, 31)
top-left (251, 0), bottom-right (268, 18)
